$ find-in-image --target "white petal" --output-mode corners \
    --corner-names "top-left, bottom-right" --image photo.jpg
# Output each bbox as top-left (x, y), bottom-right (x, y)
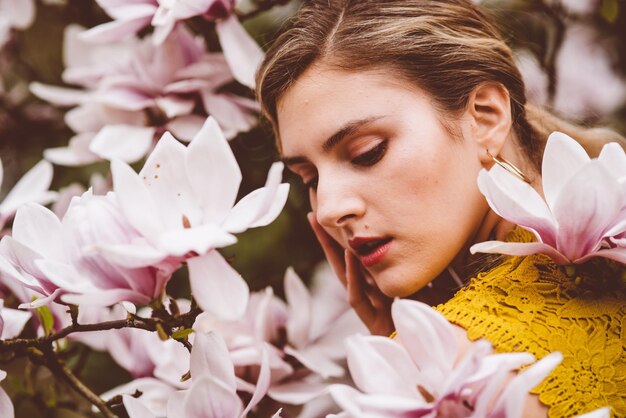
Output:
top-left (184, 117), bottom-right (242, 223)
top-left (44, 133), bottom-right (101, 167)
top-left (598, 142), bottom-right (626, 179)
top-left (29, 82), bottom-right (88, 106)
top-left (111, 159), bottom-right (163, 240)
top-left (470, 240), bottom-right (571, 265)
top-left (80, 16), bottom-right (152, 43)
top-left (0, 160), bottom-right (56, 217)
top-left (222, 163), bottom-right (288, 234)
top-left (187, 251), bottom-right (249, 320)
top-left (552, 161), bottom-right (624, 260)
top-left (156, 223), bottom-right (237, 256)
top-left (478, 167), bottom-right (557, 246)
top-left (284, 267), bottom-right (311, 347)
top-left (542, 131), bottom-right (591, 211)
top-left (166, 115), bottom-right (204, 142)
top-left (11, 203), bottom-right (65, 261)
top-left (0, 306), bottom-right (31, 339)
top-left (241, 343), bottom-right (271, 418)
top-left (89, 125), bottom-right (155, 163)
top-left (190, 332), bottom-right (237, 391)
top-left (123, 395), bottom-right (157, 418)
top-left (215, 16), bottom-right (264, 89)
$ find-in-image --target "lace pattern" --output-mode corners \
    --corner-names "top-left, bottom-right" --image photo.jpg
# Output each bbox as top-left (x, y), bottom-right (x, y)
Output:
top-left (436, 229), bottom-right (626, 418)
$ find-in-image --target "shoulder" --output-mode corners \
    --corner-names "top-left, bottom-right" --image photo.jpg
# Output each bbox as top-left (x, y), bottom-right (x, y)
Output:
top-left (436, 250), bottom-right (626, 417)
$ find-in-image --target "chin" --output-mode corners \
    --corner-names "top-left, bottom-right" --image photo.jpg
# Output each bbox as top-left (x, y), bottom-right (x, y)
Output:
top-left (374, 269), bottom-right (425, 298)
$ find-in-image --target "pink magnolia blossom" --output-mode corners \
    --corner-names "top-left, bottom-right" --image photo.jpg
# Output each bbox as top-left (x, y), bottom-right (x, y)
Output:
top-left (0, 159), bottom-right (57, 230)
top-left (328, 299), bottom-right (565, 418)
top-left (83, 0), bottom-right (264, 89)
top-left (32, 25), bottom-right (256, 165)
top-left (0, 191), bottom-right (179, 309)
top-left (194, 264), bottom-right (365, 406)
top-left (0, 299), bottom-right (30, 339)
top-left (111, 116), bottom-right (289, 319)
top-left (0, 369), bottom-right (13, 418)
top-left (0, 0), bottom-right (35, 48)
top-left (472, 131), bottom-right (626, 265)
top-left (161, 331), bottom-right (270, 418)
top-left (518, 25), bottom-right (626, 120)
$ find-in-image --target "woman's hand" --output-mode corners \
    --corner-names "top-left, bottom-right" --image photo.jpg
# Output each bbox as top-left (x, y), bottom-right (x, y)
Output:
top-left (307, 213), bottom-right (394, 336)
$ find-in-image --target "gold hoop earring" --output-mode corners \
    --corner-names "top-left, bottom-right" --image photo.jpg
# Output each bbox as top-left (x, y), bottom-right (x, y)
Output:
top-left (486, 150), bottom-right (531, 184)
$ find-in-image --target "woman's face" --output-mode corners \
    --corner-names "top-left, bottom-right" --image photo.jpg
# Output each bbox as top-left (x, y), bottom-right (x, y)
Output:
top-left (277, 65), bottom-right (491, 297)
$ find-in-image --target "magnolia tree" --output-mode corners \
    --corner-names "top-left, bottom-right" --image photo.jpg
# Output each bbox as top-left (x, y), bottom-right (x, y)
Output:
top-left (0, 0), bottom-right (625, 417)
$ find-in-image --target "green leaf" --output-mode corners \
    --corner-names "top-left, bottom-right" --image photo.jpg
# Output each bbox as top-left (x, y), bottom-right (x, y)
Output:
top-left (35, 305), bottom-right (55, 337)
top-left (171, 328), bottom-right (194, 340)
top-left (601, 0), bottom-right (619, 23)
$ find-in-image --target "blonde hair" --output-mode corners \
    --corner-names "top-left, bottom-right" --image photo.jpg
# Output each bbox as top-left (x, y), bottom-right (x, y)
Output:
top-left (256, 0), bottom-right (624, 164)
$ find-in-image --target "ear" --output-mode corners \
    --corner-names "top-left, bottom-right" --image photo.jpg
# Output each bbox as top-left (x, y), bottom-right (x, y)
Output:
top-left (464, 82), bottom-right (512, 164)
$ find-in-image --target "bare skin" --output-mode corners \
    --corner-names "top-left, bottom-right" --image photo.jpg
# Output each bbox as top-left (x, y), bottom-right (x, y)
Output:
top-left (279, 63), bottom-right (548, 415)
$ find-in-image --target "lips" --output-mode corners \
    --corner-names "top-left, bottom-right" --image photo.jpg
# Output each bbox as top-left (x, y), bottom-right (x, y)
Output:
top-left (348, 236), bottom-right (393, 267)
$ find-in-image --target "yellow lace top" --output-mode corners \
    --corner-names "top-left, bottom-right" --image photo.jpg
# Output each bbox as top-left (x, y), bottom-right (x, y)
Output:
top-left (436, 228), bottom-right (626, 418)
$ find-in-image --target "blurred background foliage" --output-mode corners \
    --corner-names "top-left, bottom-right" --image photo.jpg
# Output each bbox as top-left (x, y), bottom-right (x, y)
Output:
top-left (1, 0), bottom-right (626, 416)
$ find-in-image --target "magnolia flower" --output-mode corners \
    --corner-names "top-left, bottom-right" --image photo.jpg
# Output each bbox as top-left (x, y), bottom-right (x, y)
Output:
top-left (82, 0), bottom-right (264, 89)
top-left (328, 299), bottom-right (563, 417)
top-left (518, 25), bottom-right (626, 120)
top-left (32, 25), bottom-right (256, 165)
top-left (0, 159), bottom-right (57, 230)
top-left (472, 131), bottom-right (626, 265)
top-left (127, 331), bottom-right (269, 418)
top-left (0, 299), bottom-right (30, 339)
top-left (111, 116), bottom-right (288, 319)
top-left (0, 0), bottom-right (35, 48)
top-left (0, 369), bottom-right (13, 418)
top-left (0, 191), bottom-right (179, 308)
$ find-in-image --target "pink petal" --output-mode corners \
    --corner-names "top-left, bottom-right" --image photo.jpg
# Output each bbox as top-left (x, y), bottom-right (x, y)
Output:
top-left (0, 305), bottom-right (31, 339)
top-left (470, 240), bottom-right (571, 265)
top-left (284, 267), bottom-right (311, 347)
top-left (4, 0), bottom-right (35, 29)
top-left (184, 117), bottom-right (242, 223)
top-left (552, 161), bottom-right (624, 260)
top-left (182, 376), bottom-right (243, 418)
top-left (155, 223), bottom-right (236, 256)
top-left (29, 82), bottom-right (88, 106)
top-left (88, 241), bottom-right (168, 268)
top-left (392, 299), bottom-right (457, 385)
top-left (215, 16), bottom-right (264, 89)
top-left (190, 332), bottom-right (237, 391)
top-left (598, 142), bottom-right (626, 179)
top-left (11, 203), bottom-right (65, 261)
top-left (166, 115), bottom-right (204, 142)
top-left (123, 395), bottom-right (157, 418)
top-left (89, 125), bottom-right (155, 163)
top-left (0, 370), bottom-right (14, 418)
top-left (187, 251), bottom-right (249, 320)
top-left (0, 160), bottom-right (56, 217)
top-left (345, 334), bottom-right (422, 398)
top-left (100, 377), bottom-right (175, 418)
top-left (583, 247), bottom-right (626, 264)
top-left (61, 288), bottom-right (151, 306)
top-left (241, 343), bottom-right (271, 417)
top-left (44, 133), bottom-right (101, 167)
top-left (202, 92), bottom-right (258, 139)
top-left (222, 162), bottom-right (288, 233)
top-left (80, 16), bottom-right (152, 43)
top-left (491, 352), bottom-right (562, 418)
top-left (284, 345), bottom-right (344, 378)
top-left (542, 132), bottom-right (591, 211)
top-left (267, 377), bottom-right (330, 404)
top-left (111, 159), bottom-right (162, 239)
top-left (155, 96), bottom-right (194, 119)
top-left (477, 167), bottom-right (556, 246)
top-left (576, 408), bottom-right (612, 418)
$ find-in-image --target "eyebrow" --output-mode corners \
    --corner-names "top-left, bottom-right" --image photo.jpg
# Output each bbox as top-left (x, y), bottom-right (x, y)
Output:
top-left (281, 116), bottom-right (384, 166)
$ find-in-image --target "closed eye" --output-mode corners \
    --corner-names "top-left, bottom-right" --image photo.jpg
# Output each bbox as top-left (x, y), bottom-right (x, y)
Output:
top-left (351, 140), bottom-right (388, 166)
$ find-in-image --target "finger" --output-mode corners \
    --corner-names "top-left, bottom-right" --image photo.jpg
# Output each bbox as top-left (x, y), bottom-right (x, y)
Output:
top-left (308, 212), bottom-right (347, 286)
top-left (345, 250), bottom-right (376, 322)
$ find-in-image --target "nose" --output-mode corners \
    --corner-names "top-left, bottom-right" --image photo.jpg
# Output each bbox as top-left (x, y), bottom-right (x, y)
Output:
top-left (314, 174), bottom-right (366, 229)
